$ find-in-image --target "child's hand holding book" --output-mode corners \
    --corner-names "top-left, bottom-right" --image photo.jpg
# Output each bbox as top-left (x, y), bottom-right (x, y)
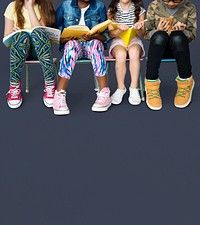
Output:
top-left (60, 36), bottom-right (77, 43)
top-left (134, 20), bottom-right (146, 31)
top-left (172, 21), bottom-right (186, 31)
top-left (81, 31), bottom-right (105, 42)
top-left (159, 17), bottom-right (185, 35)
top-left (134, 20), bottom-right (146, 36)
top-left (157, 18), bottom-right (171, 34)
top-left (12, 27), bottom-right (20, 33)
top-left (117, 24), bottom-right (129, 32)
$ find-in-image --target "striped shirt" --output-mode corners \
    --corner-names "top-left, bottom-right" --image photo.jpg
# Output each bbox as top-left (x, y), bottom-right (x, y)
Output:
top-left (114, 3), bottom-right (145, 28)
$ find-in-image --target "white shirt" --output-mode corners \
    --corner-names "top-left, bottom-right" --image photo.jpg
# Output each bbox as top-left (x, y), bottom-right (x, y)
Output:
top-left (79, 5), bottom-right (90, 26)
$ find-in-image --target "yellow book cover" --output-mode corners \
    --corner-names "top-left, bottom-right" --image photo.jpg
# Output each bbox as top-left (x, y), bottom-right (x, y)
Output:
top-left (61, 19), bottom-right (112, 40)
top-left (111, 23), bottom-right (136, 47)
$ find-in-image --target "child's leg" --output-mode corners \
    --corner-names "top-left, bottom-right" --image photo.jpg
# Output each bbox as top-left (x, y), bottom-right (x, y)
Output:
top-left (53, 40), bottom-right (83, 115)
top-left (127, 44), bottom-right (142, 105)
top-left (58, 40), bottom-right (83, 90)
top-left (111, 45), bottom-right (127, 90)
top-left (31, 28), bottom-right (57, 107)
top-left (7, 32), bottom-right (31, 109)
top-left (128, 44), bottom-right (142, 88)
top-left (170, 31), bottom-right (192, 79)
top-left (170, 31), bottom-right (194, 108)
top-left (10, 32), bottom-right (31, 85)
top-left (31, 28), bottom-right (55, 85)
top-left (146, 31), bottom-right (169, 80)
top-left (83, 40), bottom-right (108, 90)
top-left (83, 40), bottom-right (111, 112)
top-left (145, 31), bottom-right (168, 110)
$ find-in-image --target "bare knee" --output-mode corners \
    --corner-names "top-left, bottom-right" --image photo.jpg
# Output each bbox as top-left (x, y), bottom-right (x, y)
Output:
top-left (128, 45), bottom-right (141, 61)
top-left (112, 47), bottom-right (127, 62)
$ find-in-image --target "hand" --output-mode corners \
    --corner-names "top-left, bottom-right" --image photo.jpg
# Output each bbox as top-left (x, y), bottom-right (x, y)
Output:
top-left (60, 36), bottom-right (76, 43)
top-left (12, 27), bottom-right (20, 32)
top-left (25, 0), bottom-right (34, 9)
top-left (82, 31), bottom-right (101, 41)
top-left (172, 22), bottom-right (186, 31)
top-left (134, 21), bottom-right (145, 31)
top-left (157, 18), bottom-right (170, 32)
top-left (117, 23), bottom-right (129, 31)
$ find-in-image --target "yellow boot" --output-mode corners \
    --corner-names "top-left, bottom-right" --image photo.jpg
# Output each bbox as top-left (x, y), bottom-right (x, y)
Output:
top-left (145, 79), bottom-right (162, 110)
top-left (174, 76), bottom-right (195, 108)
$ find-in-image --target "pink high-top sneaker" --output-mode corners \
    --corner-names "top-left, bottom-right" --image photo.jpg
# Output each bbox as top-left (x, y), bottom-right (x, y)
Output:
top-left (92, 87), bottom-right (111, 112)
top-left (53, 90), bottom-right (70, 115)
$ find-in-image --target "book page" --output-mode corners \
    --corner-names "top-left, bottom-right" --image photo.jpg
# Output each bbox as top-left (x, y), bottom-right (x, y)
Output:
top-left (61, 25), bottom-right (90, 39)
top-left (67, 25), bottom-right (90, 31)
top-left (111, 23), bottom-right (118, 30)
top-left (119, 27), bottom-right (136, 47)
top-left (39, 27), bottom-right (61, 43)
top-left (110, 23), bottom-right (136, 46)
top-left (3, 29), bottom-right (31, 47)
top-left (3, 27), bottom-right (60, 47)
top-left (89, 20), bottom-right (112, 35)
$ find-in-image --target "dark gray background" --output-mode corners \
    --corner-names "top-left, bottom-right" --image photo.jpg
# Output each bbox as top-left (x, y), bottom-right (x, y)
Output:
top-left (0, 1), bottom-right (200, 225)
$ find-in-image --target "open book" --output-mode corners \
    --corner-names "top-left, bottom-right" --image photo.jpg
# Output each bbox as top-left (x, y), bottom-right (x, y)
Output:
top-left (60, 19), bottom-right (112, 40)
top-left (165, 17), bottom-right (176, 35)
top-left (111, 23), bottom-right (137, 47)
top-left (3, 26), bottom-right (61, 47)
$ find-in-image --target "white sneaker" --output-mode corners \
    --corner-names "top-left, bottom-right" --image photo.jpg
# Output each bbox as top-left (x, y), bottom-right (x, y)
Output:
top-left (111, 88), bottom-right (126, 105)
top-left (128, 87), bottom-right (141, 105)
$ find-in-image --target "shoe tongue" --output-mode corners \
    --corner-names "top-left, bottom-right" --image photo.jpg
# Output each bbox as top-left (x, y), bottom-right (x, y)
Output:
top-left (100, 87), bottom-right (110, 94)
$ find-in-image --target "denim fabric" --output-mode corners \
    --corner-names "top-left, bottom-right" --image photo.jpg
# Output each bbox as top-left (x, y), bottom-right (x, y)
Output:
top-left (56, 0), bottom-right (110, 51)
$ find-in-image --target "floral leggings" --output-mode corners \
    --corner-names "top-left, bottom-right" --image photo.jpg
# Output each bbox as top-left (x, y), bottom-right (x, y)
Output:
top-left (59, 39), bottom-right (107, 79)
top-left (10, 28), bottom-right (55, 86)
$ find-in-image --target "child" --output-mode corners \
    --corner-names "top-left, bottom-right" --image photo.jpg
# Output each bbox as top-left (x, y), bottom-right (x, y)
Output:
top-left (107, 0), bottom-right (145, 105)
top-left (54, 0), bottom-right (111, 115)
top-left (4, 0), bottom-right (56, 109)
top-left (144, 0), bottom-right (197, 110)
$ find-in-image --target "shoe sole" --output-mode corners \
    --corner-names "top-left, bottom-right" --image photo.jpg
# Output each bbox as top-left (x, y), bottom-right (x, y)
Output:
top-left (91, 103), bottom-right (111, 112)
top-left (128, 97), bottom-right (141, 105)
top-left (7, 99), bottom-right (22, 109)
top-left (145, 87), bottom-right (162, 110)
top-left (43, 97), bottom-right (53, 108)
top-left (111, 100), bottom-right (123, 105)
top-left (54, 109), bottom-right (70, 115)
top-left (146, 101), bottom-right (162, 110)
top-left (174, 80), bottom-right (195, 108)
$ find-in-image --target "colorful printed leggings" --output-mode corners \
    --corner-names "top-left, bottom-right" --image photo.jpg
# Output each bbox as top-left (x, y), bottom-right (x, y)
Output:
top-left (59, 39), bottom-right (107, 79)
top-left (10, 28), bottom-right (55, 85)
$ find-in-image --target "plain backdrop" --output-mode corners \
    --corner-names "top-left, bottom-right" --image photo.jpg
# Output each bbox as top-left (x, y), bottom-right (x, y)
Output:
top-left (0, 1), bottom-right (200, 225)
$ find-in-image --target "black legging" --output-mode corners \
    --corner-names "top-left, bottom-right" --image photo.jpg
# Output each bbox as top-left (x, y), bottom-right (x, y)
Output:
top-left (146, 30), bottom-right (192, 80)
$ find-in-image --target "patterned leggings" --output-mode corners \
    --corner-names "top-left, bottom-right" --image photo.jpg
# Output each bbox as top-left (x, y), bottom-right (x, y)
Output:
top-left (59, 39), bottom-right (107, 79)
top-left (10, 28), bottom-right (55, 86)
